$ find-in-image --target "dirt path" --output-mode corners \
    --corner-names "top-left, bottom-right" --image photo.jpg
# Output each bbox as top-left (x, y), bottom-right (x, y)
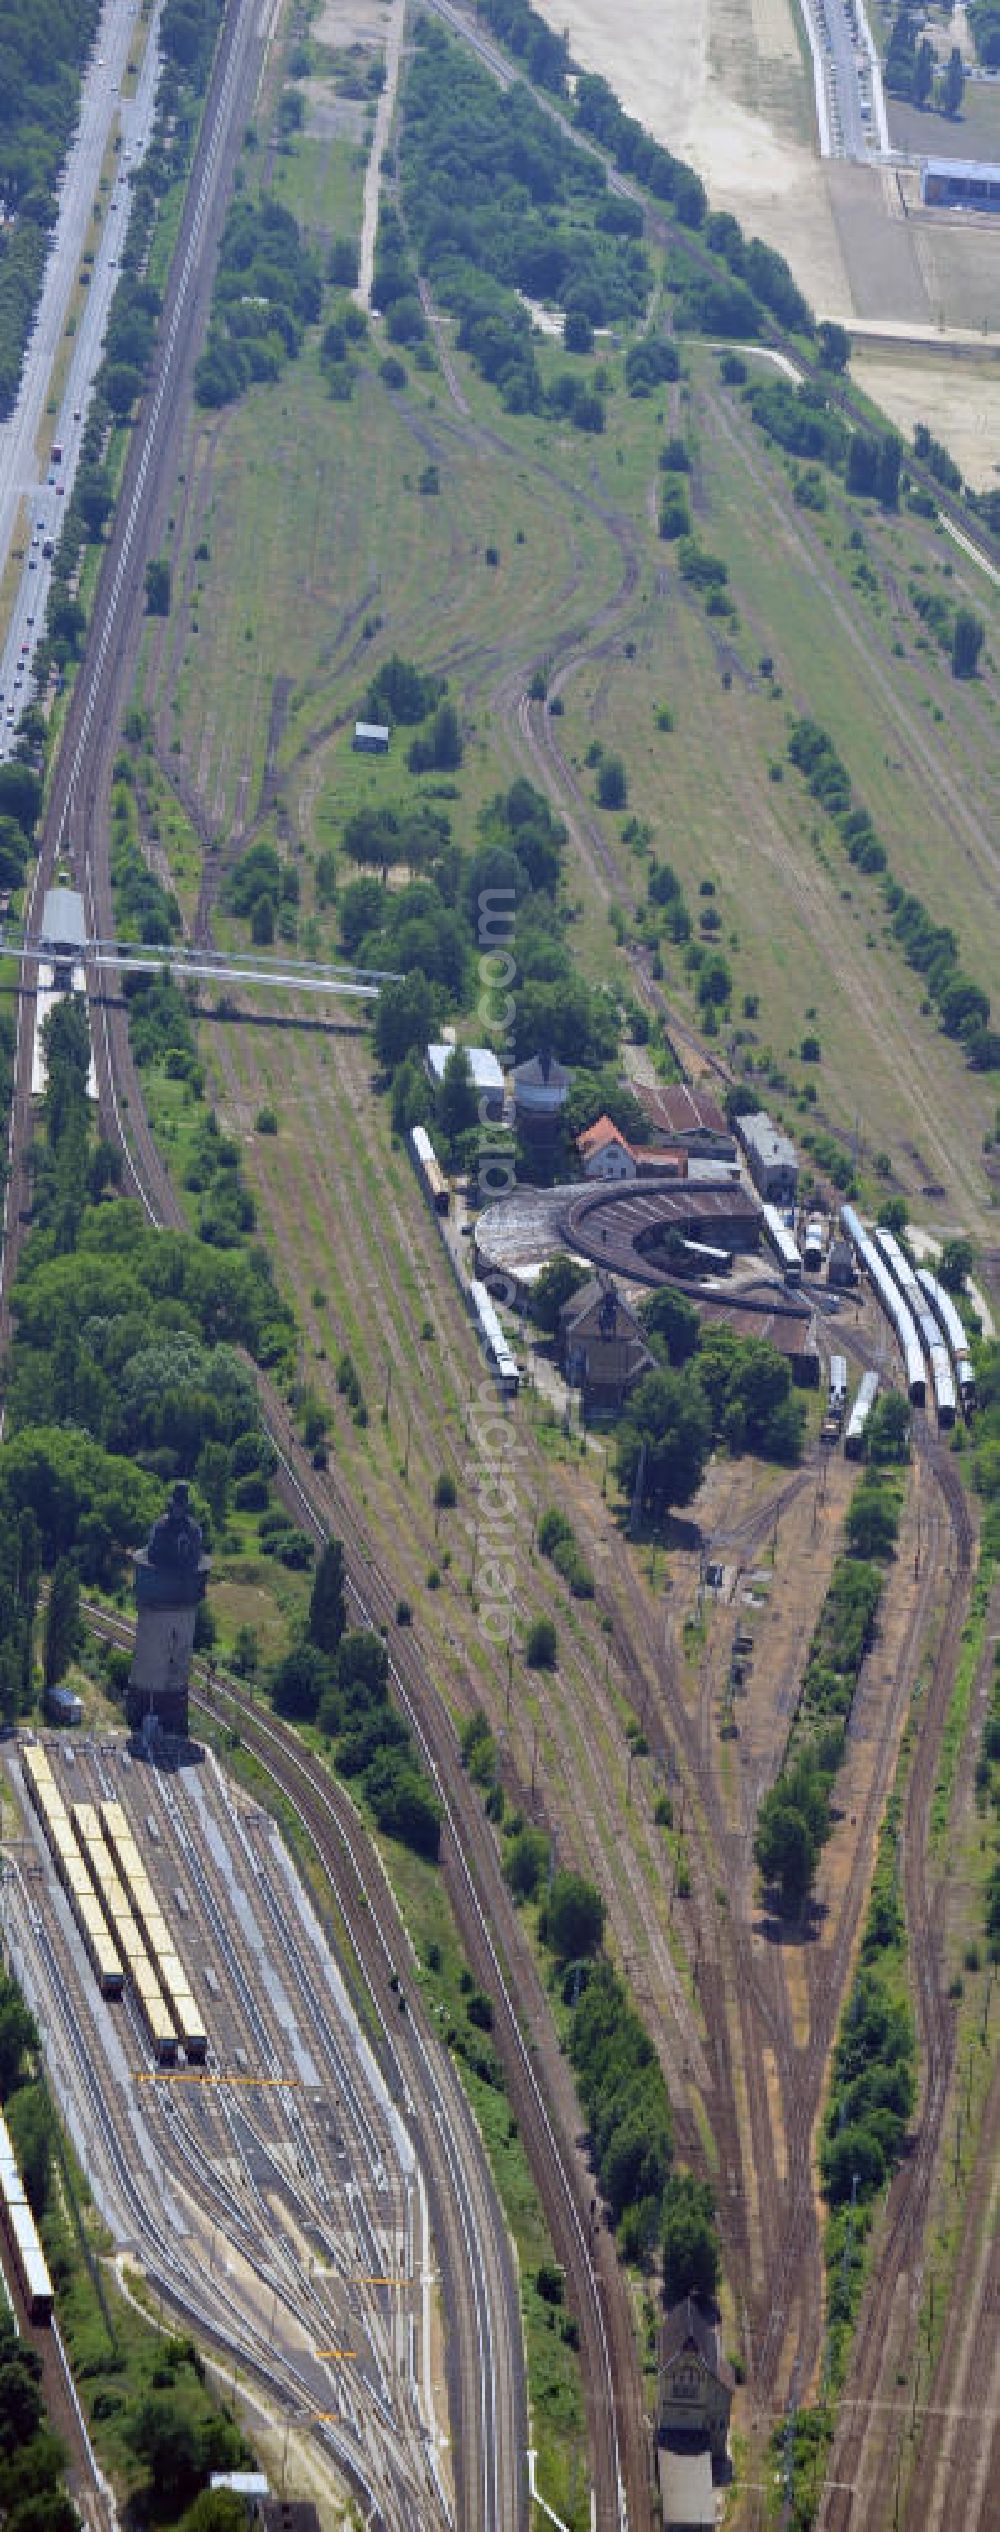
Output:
top-left (356, 0), bottom-right (406, 310)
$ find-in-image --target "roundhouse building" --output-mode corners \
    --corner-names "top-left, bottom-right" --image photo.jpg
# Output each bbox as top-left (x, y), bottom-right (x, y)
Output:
top-left (560, 1177), bottom-right (761, 1278)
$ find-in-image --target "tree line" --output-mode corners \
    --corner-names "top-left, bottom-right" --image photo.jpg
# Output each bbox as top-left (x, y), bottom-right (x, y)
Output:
top-left (499, 1826), bottom-right (721, 2293)
top-left (754, 1493), bottom-right (896, 1919)
top-left (786, 718), bottom-right (995, 1068)
top-left (268, 1541), bottom-right (442, 1858)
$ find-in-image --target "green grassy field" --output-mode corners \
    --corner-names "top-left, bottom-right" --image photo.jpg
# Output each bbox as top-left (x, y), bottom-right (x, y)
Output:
top-left (142, 184), bottom-right (998, 1235)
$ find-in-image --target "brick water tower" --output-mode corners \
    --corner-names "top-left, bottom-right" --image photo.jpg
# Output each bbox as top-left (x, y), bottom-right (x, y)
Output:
top-left (126, 1482), bottom-right (210, 1738)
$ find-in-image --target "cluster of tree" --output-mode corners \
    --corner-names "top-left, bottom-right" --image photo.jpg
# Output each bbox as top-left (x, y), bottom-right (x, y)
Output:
top-left (8, 1186), bottom-right (291, 1478)
top-left (371, 204), bottom-right (426, 349)
top-left (120, 2355), bottom-right (249, 2522)
top-left (572, 71), bottom-right (706, 225)
top-left (982, 1628), bottom-right (1000, 1957)
top-left (0, 2309), bottom-right (74, 2532)
top-left (397, 28), bottom-right (653, 413)
top-left (101, 275), bottom-right (163, 426)
top-left (364, 653), bottom-right (444, 728)
top-left (820, 1967), bottom-right (915, 2206)
top-left (0, 762), bottom-right (39, 907)
top-left (0, 0), bottom-right (101, 414)
top-left (886, 9), bottom-right (965, 109)
top-left (695, 1323), bottom-right (805, 1460)
top-left (646, 854), bottom-right (693, 945)
top-left (270, 1543), bottom-right (442, 1856)
top-left (970, 1336), bottom-right (1000, 1554)
top-left (786, 721), bottom-right (993, 1060)
top-left (625, 334), bottom-right (680, 398)
top-left (570, 1957), bottom-right (690, 2267)
top-left (363, 773), bottom-right (621, 1087)
top-left (317, 294), bottom-right (367, 400)
top-left (108, 778), bottom-right (183, 945)
top-left (911, 580), bottom-right (985, 680)
top-left (359, 874), bottom-right (467, 1017)
top-left (674, 268), bottom-right (762, 340)
top-left (677, 538), bottom-right (729, 596)
top-left (537, 1506), bottom-right (595, 1597)
top-left (0, 1499), bottom-right (40, 1721)
top-left (31, 998), bottom-right (102, 1254)
top-left (221, 838), bottom-right (298, 943)
top-left (742, 375), bottom-right (846, 471)
top-left (499, 1825), bottom-right (720, 2277)
top-left (527, 1254), bottom-right (589, 1336)
top-left (913, 417), bottom-right (962, 494)
top-left (478, 0), bottom-right (570, 89)
top-left (969, 0), bottom-right (1000, 61)
top-left (195, 197), bottom-right (321, 408)
top-left (886, 881), bottom-right (992, 1049)
top-left (548, 367), bottom-right (606, 434)
top-left (619, 1322), bottom-right (802, 1527)
top-left (700, 211), bottom-right (814, 334)
top-left (754, 1544), bottom-right (884, 1916)
top-left (787, 719), bottom-right (885, 872)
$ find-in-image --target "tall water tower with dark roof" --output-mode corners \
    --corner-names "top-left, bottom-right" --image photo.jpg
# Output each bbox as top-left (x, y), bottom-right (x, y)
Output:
top-left (126, 1482), bottom-right (210, 1738)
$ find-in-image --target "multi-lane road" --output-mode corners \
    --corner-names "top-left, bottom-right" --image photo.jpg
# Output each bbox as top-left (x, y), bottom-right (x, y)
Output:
top-left (0, 0), bottom-right (160, 759)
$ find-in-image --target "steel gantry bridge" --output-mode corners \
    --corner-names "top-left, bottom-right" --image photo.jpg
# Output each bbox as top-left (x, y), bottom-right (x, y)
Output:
top-left (2, 920), bottom-right (403, 1003)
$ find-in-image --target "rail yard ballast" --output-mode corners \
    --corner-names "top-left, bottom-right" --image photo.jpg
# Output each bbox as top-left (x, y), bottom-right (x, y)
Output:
top-left (19, 1746), bottom-right (207, 2065)
top-left (839, 1208), bottom-right (966, 1426)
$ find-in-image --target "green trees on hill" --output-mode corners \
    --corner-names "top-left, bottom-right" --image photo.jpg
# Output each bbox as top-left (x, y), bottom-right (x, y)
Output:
top-left (195, 198), bottom-right (321, 407)
top-left (271, 1583), bottom-right (442, 1858)
top-left (398, 26), bottom-right (652, 412)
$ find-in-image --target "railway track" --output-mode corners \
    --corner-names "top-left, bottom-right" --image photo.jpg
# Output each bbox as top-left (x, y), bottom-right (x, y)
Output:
top-left (816, 1432), bottom-right (973, 2528)
top-left (86, 1602), bottom-right (643, 2530)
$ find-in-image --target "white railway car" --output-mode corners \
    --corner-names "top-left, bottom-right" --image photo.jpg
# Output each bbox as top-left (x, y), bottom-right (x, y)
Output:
top-left (803, 1215), bottom-right (825, 1274)
top-left (131, 1958), bottom-right (178, 2066)
top-left (872, 1227), bottom-right (923, 1317)
top-left (845, 1369), bottom-right (879, 1459)
top-left (469, 1278), bottom-right (520, 1397)
top-left (410, 1123), bottom-right (449, 1215)
top-left (98, 1799), bottom-right (206, 2063)
top-left (0, 2114), bottom-right (53, 2323)
top-left (0, 2111), bottom-right (52, 2325)
top-left (828, 1356), bottom-right (848, 1418)
top-left (917, 1266), bottom-right (977, 1415)
top-left (873, 1229), bottom-right (956, 1426)
top-left (763, 1204), bottom-right (803, 1285)
top-left (840, 1207), bottom-right (926, 1405)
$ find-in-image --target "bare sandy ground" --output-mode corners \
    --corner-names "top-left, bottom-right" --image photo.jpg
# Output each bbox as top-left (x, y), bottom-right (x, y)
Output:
top-left (534, 0), bottom-right (1000, 475)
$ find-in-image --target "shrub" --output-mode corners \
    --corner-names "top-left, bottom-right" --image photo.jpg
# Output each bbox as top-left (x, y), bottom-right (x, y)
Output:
top-left (526, 1616), bottom-right (557, 1669)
